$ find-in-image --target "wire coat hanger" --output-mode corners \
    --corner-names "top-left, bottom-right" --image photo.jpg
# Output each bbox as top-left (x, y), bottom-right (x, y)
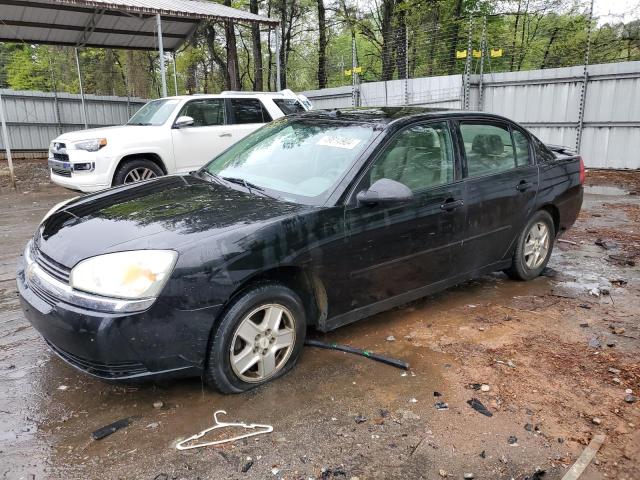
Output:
top-left (176, 410), bottom-right (273, 450)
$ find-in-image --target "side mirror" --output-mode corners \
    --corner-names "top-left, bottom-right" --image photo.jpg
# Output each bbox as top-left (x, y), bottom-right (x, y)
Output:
top-left (356, 178), bottom-right (413, 207)
top-left (174, 116), bottom-right (194, 129)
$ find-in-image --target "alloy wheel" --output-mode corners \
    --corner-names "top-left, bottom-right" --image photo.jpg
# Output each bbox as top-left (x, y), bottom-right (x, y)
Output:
top-left (230, 304), bottom-right (296, 383)
top-left (124, 167), bottom-right (157, 183)
top-left (524, 221), bottom-right (550, 269)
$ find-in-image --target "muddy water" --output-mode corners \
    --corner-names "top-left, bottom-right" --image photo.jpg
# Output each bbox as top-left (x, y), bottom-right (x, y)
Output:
top-left (1, 184), bottom-right (639, 479)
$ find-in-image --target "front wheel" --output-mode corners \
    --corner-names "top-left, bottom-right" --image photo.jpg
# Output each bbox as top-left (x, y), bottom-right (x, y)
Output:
top-left (113, 158), bottom-right (163, 186)
top-left (204, 282), bottom-right (307, 393)
top-left (505, 210), bottom-right (555, 281)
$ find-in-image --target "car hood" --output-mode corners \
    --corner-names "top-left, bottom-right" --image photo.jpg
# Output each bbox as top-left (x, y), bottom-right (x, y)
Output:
top-left (35, 175), bottom-right (311, 268)
top-left (54, 125), bottom-right (155, 144)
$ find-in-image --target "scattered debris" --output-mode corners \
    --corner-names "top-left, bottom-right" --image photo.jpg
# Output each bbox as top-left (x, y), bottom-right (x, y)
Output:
top-left (592, 417), bottom-right (602, 426)
top-left (409, 398), bottom-right (418, 403)
top-left (434, 402), bottom-right (449, 411)
top-left (480, 384), bottom-right (490, 392)
top-left (557, 239), bottom-right (578, 246)
top-left (525, 423), bottom-right (534, 432)
top-left (507, 435), bottom-right (518, 445)
top-left (524, 468), bottom-right (546, 480)
top-left (176, 410), bottom-right (273, 451)
top-left (608, 367), bottom-right (621, 375)
top-left (607, 254), bottom-right (636, 267)
top-left (145, 422), bottom-right (159, 430)
top-left (354, 415), bottom-right (367, 424)
top-left (438, 469), bottom-right (449, 477)
top-left (578, 304), bottom-right (592, 309)
top-left (479, 450), bottom-right (486, 458)
top-left (468, 383), bottom-right (482, 390)
top-left (624, 394), bottom-right (636, 403)
top-left (595, 238), bottom-right (618, 250)
top-left (398, 410), bottom-right (420, 420)
top-left (271, 467), bottom-right (280, 475)
top-left (386, 335), bottom-right (396, 342)
top-left (560, 434), bottom-right (606, 480)
top-left (467, 398), bottom-right (493, 417)
top-left (305, 339), bottom-right (409, 370)
top-left (57, 385), bottom-right (68, 391)
top-left (433, 391), bottom-right (442, 397)
top-left (91, 417), bottom-right (135, 441)
top-left (610, 326), bottom-right (626, 335)
top-left (463, 473), bottom-right (475, 479)
top-left (588, 336), bottom-right (601, 348)
top-left (153, 401), bottom-right (164, 409)
top-left (241, 459), bottom-right (253, 473)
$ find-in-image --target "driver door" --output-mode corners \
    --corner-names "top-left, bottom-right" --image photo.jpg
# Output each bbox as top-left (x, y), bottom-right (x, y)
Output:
top-left (328, 121), bottom-right (466, 315)
top-left (170, 98), bottom-right (233, 173)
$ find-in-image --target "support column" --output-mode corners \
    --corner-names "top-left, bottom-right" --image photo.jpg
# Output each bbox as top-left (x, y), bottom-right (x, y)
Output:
top-left (404, 24), bottom-right (409, 106)
top-left (275, 28), bottom-right (282, 91)
top-left (478, 16), bottom-right (487, 111)
top-left (0, 91), bottom-right (16, 190)
top-left (156, 14), bottom-right (168, 98)
top-left (173, 52), bottom-right (179, 96)
top-left (576, 0), bottom-right (594, 154)
top-left (75, 48), bottom-right (88, 129)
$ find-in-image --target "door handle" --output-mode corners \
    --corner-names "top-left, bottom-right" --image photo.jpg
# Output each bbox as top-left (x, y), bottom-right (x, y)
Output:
top-left (219, 132), bottom-right (232, 137)
top-left (516, 181), bottom-right (533, 192)
top-left (440, 199), bottom-right (464, 211)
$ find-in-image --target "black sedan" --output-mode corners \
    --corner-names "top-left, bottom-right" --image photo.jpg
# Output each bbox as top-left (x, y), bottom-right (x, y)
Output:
top-left (17, 108), bottom-right (583, 393)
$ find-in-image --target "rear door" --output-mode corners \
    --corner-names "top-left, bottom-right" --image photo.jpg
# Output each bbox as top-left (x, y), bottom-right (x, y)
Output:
top-left (456, 119), bottom-right (539, 272)
top-left (226, 97), bottom-right (273, 143)
top-left (170, 98), bottom-right (231, 172)
top-left (328, 120), bottom-right (466, 315)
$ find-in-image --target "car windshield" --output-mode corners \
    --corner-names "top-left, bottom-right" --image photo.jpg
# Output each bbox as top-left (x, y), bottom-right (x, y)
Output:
top-left (127, 99), bottom-right (180, 126)
top-left (201, 118), bottom-right (378, 205)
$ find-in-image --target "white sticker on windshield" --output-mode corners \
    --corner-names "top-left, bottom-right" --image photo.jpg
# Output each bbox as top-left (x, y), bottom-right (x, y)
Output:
top-left (317, 135), bottom-right (361, 150)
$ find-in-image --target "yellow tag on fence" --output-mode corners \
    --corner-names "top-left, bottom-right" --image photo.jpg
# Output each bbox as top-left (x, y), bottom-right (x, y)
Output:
top-left (353, 66), bottom-right (362, 74)
top-left (490, 48), bottom-right (503, 58)
top-left (473, 49), bottom-right (482, 58)
top-left (344, 69), bottom-right (352, 76)
top-left (456, 50), bottom-right (467, 59)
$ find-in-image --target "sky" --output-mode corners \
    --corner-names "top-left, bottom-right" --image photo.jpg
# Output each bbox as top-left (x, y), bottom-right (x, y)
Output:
top-left (594, 0), bottom-right (640, 24)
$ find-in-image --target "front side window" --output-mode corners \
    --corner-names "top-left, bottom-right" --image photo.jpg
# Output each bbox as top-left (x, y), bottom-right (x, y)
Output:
top-left (127, 99), bottom-right (180, 126)
top-left (177, 99), bottom-right (225, 127)
top-left (368, 122), bottom-right (454, 191)
top-left (203, 118), bottom-right (377, 204)
top-left (460, 123), bottom-right (516, 177)
top-left (230, 98), bottom-right (272, 124)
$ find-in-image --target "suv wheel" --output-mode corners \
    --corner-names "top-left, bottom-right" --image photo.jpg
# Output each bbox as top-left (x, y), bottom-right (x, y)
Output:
top-left (204, 282), bottom-right (307, 393)
top-left (505, 210), bottom-right (555, 281)
top-left (113, 158), bottom-right (163, 186)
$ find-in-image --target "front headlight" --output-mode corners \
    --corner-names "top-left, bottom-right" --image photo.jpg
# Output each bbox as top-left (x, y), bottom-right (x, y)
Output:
top-left (41, 196), bottom-right (80, 224)
top-left (70, 250), bottom-right (178, 299)
top-left (73, 138), bottom-right (107, 152)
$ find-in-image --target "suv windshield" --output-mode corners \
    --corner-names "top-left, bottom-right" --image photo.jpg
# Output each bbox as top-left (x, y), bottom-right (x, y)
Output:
top-left (202, 118), bottom-right (378, 205)
top-left (128, 99), bottom-right (180, 126)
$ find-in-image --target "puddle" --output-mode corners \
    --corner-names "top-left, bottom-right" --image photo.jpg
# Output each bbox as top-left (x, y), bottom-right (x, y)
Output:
top-left (584, 185), bottom-right (629, 196)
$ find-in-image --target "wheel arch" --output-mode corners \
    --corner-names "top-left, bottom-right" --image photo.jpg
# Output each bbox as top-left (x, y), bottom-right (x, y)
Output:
top-left (539, 203), bottom-right (560, 236)
top-left (112, 153), bottom-right (168, 185)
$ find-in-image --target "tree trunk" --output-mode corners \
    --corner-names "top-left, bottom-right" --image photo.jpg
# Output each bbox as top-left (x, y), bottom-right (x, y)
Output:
top-left (540, 28), bottom-right (558, 68)
top-left (224, 0), bottom-right (241, 90)
top-left (250, 0), bottom-right (263, 91)
top-left (510, 1), bottom-right (522, 72)
top-left (380, 0), bottom-right (395, 80)
top-left (447, 0), bottom-right (464, 75)
top-left (394, 6), bottom-right (407, 79)
top-left (279, 0), bottom-right (287, 89)
top-left (317, 0), bottom-right (328, 89)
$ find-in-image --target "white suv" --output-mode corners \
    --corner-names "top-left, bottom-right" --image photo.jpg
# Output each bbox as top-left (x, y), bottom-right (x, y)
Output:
top-left (47, 90), bottom-right (312, 192)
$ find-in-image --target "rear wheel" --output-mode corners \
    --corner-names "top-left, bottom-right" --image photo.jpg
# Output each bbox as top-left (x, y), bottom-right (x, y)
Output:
top-left (505, 210), bottom-right (555, 281)
top-left (113, 158), bottom-right (163, 186)
top-left (204, 282), bottom-right (307, 393)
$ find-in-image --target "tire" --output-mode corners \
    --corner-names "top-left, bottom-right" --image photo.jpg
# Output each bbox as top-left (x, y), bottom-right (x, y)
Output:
top-left (112, 158), bottom-right (164, 186)
top-left (204, 282), bottom-right (307, 393)
top-left (505, 210), bottom-right (555, 281)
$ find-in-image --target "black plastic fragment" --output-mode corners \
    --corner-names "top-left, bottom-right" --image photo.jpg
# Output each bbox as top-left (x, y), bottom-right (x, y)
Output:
top-left (467, 398), bottom-right (493, 417)
top-left (91, 417), bottom-right (135, 440)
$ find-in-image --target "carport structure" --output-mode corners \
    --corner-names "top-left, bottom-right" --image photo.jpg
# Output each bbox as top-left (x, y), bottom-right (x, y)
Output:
top-left (0, 0), bottom-right (280, 188)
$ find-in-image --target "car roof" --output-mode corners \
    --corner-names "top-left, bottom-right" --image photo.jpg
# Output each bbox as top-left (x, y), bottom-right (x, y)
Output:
top-left (288, 107), bottom-right (516, 128)
top-left (159, 92), bottom-right (299, 101)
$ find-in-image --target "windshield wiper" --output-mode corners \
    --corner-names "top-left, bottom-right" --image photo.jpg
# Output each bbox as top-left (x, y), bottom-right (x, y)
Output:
top-left (220, 176), bottom-right (279, 200)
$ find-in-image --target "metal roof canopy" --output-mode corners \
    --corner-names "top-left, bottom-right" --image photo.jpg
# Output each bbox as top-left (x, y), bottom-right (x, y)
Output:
top-left (0, 0), bottom-right (281, 189)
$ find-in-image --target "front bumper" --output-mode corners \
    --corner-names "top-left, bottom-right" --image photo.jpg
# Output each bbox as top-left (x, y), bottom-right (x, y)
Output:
top-left (48, 148), bottom-right (115, 192)
top-left (17, 251), bottom-right (221, 381)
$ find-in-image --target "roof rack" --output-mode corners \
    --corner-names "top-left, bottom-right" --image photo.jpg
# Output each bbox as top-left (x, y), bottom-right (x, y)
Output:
top-left (220, 89), bottom-right (297, 97)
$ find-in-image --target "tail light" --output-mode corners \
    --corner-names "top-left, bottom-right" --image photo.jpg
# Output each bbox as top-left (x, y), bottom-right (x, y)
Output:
top-left (578, 156), bottom-right (585, 184)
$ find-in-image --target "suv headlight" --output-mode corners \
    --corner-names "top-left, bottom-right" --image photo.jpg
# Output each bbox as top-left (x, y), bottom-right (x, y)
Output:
top-left (70, 250), bottom-right (178, 299)
top-left (73, 138), bottom-right (107, 152)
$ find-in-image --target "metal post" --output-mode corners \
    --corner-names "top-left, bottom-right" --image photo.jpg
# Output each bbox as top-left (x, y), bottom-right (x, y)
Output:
top-left (478, 16), bottom-right (487, 111)
top-left (404, 24), bottom-right (409, 106)
top-left (75, 48), bottom-right (88, 129)
top-left (576, 0), bottom-right (594, 154)
top-left (275, 28), bottom-right (282, 91)
top-left (0, 91), bottom-right (16, 190)
top-left (173, 52), bottom-right (179, 96)
top-left (156, 14), bottom-right (168, 98)
top-left (463, 14), bottom-right (474, 110)
top-left (351, 34), bottom-right (358, 107)
top-left (49, 58), bottom-right (63, 134)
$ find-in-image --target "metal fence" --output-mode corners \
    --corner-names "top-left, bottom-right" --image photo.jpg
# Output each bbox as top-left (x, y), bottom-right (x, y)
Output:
top-left (303, 61), bottom-right (640, 170)
top-left (0, 89), bottom-right (146, 152)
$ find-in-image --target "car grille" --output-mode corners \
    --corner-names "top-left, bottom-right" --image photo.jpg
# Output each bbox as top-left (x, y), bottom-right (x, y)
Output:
top-left (31, 242), bottom-right (71, 284)
top-left (46, 341), bottom-right (149, 378)
top-left (51, 167), bottom-right (71, 177)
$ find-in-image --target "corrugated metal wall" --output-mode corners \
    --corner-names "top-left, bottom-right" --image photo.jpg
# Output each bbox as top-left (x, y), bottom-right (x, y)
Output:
top-left (0, 89), bottom-right (147, 151)
top-left (304, 61), bottom-right (640, 169)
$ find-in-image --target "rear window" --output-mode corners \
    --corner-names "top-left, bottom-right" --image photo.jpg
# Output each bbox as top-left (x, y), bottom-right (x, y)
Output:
top-left (229, 98), bottom-right (272, 124)
top-left (273, 99), bottom-right (306, 115)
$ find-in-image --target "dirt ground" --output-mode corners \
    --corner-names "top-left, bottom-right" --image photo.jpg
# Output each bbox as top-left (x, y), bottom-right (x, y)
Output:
top-left (0, 161), bottom-right (638, 480)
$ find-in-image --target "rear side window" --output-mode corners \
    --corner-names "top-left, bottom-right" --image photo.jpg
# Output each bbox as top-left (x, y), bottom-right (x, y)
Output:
top-left (369, 121), bottom-right (454, 191)
top-left (229, 98), bottom-right (272, 124)
top-left (460, 123), bottom-right (516, 177)
top-left (178, 99), bottom-right (225, 127)
top-left (273, 99), bottom-right (306, 115)
top-left (532, 136), bottom-right (556, 163)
